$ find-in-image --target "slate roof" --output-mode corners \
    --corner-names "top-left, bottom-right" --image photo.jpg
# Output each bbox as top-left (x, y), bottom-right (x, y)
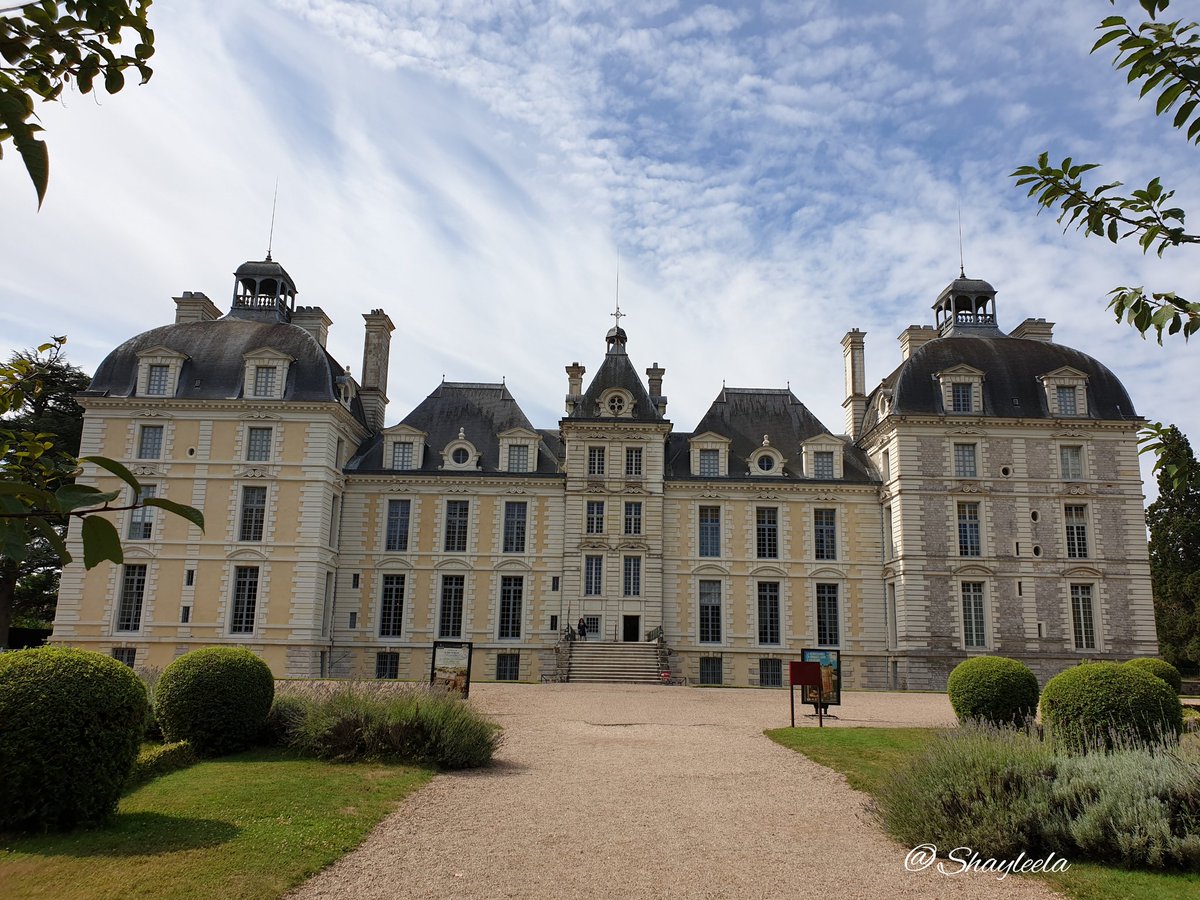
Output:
top-left (665, 388), bottom-right (875, 483)
top-left (571, 338), bottom-right (662, 421)
top-left (83, 317), bottom-right (368, 426)
top-left (346, 382), bottom-right (561, 474)
top-left (860, 334), bottom-right (1138, 434)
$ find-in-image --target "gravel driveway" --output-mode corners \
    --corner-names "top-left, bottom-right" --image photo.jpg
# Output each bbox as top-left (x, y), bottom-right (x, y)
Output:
top-left (290, 684), bottom-right (1061, 899)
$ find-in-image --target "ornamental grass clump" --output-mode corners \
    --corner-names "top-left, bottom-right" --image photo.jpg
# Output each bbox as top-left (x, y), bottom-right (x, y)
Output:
top-left (1041, 662), bottom-right (1183, 753)
top-left (0, 647), bottom-right (147, 831)
top-left (946, 656), bottom-right (1040, 727)
top-left (156, 647), bottom-right (274, 756)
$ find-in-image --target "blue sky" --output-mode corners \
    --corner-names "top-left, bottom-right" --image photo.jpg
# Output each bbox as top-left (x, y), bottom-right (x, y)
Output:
top-left (1, 0), bottom-right (1196, 497)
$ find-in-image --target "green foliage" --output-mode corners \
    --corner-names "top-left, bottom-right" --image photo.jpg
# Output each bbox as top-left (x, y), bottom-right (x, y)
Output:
top-left (1011, 0), bottom-right (1200, 345)
top-left (1041, 662), bottom-right (1183, 752)
top-left (156, 647), bottom-right (274, 756)
top-left (126, 740), bottom-right (197, 788)
top-left (1146, 426), bottom-right (1200, 669)
top-left (0, 646), bottom-right (147, 831)
top-left (279, 683), bottom-right (502, 769)
top-left (256, 694), bottom-right (310, 747)
top-left (1125, 657), bottom-right (1185, 694)
top-left (946, 655), bottom-right (1040, 727)
top-left (0, 1), bottom-right (155, 205)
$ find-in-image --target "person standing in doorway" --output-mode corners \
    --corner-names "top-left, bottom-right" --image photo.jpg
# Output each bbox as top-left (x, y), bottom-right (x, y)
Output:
top-left (578, 617), bottom-right (588, 641)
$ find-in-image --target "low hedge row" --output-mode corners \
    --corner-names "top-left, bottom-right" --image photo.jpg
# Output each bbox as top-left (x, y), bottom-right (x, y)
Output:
top-left (127, 741), bottom-right (198, 788)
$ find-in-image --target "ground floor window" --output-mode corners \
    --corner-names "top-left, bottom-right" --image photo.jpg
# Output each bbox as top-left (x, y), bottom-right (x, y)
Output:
top-left (699, 656), bottom-right (723, 685)
top-left (439, 574), bottom-right (465, 638)
top-left (496, 653), bottom-right (520, 681)
top-left (375, 651), bottom-right (399, 679)
top-left (759, 658), bottom-right (782, 687)
top-left (112, 647), bottom-right (136, 667)
top-left (583, 615), bottom-right (601, 639)
top-left (961, 581), bottom-right (987, 648)
top-left (1071, 584), bottom-right (1096, 650)
top-left (699, 580), bottom-right (722, 643)
top-left (816, 583), bottom-right (839, 646)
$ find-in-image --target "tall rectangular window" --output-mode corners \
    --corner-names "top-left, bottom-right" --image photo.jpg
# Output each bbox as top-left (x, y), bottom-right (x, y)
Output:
top-left (756, 507), bottom-right (779, 559)
top-left (961, 581), bottom-right (986, 648)
top-left (881, 448), bottom-right (891, 480)
top-left (698, 449), bottom-right (720, 477)
top-left (698, 506), bottom-right (721, 557)
top-left (128, 484), bottom-right (156, 540)
top-left (623, 556), bottom-right (641, 596)
top-left (391, 441), bottom-right (414, 469)
top-left (587, 446), bottom-right (605, 476)
top-left (1060, 445), bottom-right (1083, 480)
top-left (757, 582), bottom-right (780, 645)
top-left (813, 451), bottom-right (835, 479)
top-left (253, 365), bottom-right (277, 398)
top-left (623, 501), bottom-right (642, 536)
top-left (814, 509), bottom-right (837, 560)
top-left (499, 575), bottom-right (523, 639)
top-left (503, 501), bottom-right (527, 553)
top-left (444, 500), bottom-right (469, 552)
top-left (1071, 584), bottom-right (1096, 650)
top-left (230, 566), bottom-right (259, 634)
top-left (951, 382), bottom-right (973, 413)
top-left (147, 364), bottom-right (170, 396)
top-left (1057, 385), bottom-right (1078, 416)
top-left (958, 502), bottom-right (981, 556)
top-left (586, 500), bottom-right (605, 534)
top-left (759, 658), bottom-right (782, 687)
top-left (953, 443), bottom-right (977, 478)
top-left (116, 564), bottom-right (147, 631)
top-left (439, 574), bottom-right (464, 638)
top-left (884, 505), bottom-right (894, 559)
top-left (699, 580), bottom-right (722, 643)
top-left (375, 652), bottom-right (399, 679)
top-left (507, 444), bottom-right (530, 473)
top-left (496, 653), bottom-right (520, 680)
top-left (625, 446), bottom-right (642, 477)
top-left (137, 424), bottom-right (163, 459)
top-left (239, 486), bottom-right (267, 542)
top-left (385, 499), bottom-right (411, 552)
top-left (699, 657), bottom-right (723, 685)
top-left (816, 583), bottom-right (839, 646)
top-left (112, 647), bottom-right (136, 667)
top-left (1065, 505), bottom-right (1089, 558)
top-left (584, 555), bottom-right (603, 595)
top-left (379, 574), bottom-right (405, 637)
top-left (246, 426), bottom-right (273, 462)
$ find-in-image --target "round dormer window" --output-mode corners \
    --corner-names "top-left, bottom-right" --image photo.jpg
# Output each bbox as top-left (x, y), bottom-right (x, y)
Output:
top-left (607, 395), bottom-right (626, 414)
top-left (452, 448), bottom-right (469, 465)
top-left (757, 455), bottom-right (775, 472)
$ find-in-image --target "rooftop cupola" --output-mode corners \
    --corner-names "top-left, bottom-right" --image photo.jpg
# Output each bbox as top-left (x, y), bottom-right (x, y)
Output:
top-left (231, 255), bottom-right (297, 323)
top-left (933, 273), bottom-right (1000, 337)
top-left (606, 303), bottom-right (628, 354)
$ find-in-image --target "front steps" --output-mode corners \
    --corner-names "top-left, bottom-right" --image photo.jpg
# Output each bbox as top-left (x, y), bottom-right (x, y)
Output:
top-left (568, 640), bottom-right (662, 684)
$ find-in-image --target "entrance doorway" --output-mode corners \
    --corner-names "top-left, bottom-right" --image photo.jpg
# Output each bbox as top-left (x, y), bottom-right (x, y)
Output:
top-left (622, 615), bottom-right (641, 642)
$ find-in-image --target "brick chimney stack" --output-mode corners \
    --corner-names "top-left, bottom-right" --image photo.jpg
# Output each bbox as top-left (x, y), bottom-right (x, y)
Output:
top-left (360, 309), bottom-right (394, 432)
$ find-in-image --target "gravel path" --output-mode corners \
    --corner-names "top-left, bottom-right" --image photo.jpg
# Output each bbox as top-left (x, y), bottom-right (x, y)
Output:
top-left (290, 684), bottom-right (1061, 900)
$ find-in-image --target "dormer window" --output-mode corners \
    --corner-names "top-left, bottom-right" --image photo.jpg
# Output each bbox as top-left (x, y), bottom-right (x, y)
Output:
top-left (749, 446), bottom-right (785, 477)
top-left (936, 365), bottom-right (984, 415)
top-left (801, 435), bottom-right (845, 480)
top-left (1057, 386), bottom-right (1078, 416)
top-left (1039, 367), bottom-right (1089, 418)
top-left (498, 427), bottom-right (539, 473)
top-left (757, 455), bottom-right (775, 472)
top-left (147, 365), bottom-right (170, 395)
top-left (253, 366), bottom-right (277, 398)
top-left (392, 441), bottom-right (414, 469)
top-left (242, 347), bottom-right (293, 401)
top-left (812, 451), bottom-right (835, 479)
top-left (699, 449), bottom-right (720, 477)
top-left (383, 424), bottom-right (427, 470)
top-left (599, 388), bottom-right (633, 418)
top-left (951, 383), bottom-right (973, 413)
top-left (689, 432), bottom-right (731, 478)
top-left (136, 346), bottom-right (188, 398)
top-left (508, 445), bottom-right (529, 472)
top-left (442, 430), bottom-right (479, 471)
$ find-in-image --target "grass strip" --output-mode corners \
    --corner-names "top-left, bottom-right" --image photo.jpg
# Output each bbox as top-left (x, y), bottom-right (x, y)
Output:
top-left (0, 749), bottom-right (432, 900)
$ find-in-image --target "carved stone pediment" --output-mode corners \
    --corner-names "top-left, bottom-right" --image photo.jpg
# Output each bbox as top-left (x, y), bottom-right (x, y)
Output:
top-left (958, 481), bottom-right (987, 494)
top-left (129, 464), bottom-right (164, 477)
top-left (233, 464), bottom-right (277, 479)
top-left (1065, 484), bottom-right (1091, 495)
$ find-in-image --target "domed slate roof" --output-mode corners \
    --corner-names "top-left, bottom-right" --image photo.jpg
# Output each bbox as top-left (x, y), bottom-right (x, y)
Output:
top-left (860, 334), bottom-right (1138, 434)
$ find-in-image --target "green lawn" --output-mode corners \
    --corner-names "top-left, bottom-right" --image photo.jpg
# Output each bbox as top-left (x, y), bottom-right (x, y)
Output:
top-left (0, 749), bottom-right (432, 900)
top-left (765, 727), bottom-right (1200, 900)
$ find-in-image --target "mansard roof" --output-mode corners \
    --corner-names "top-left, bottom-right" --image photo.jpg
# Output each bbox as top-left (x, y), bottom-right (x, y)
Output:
top-left (83, 317), bottom-right (367, 425)
top-left (860, 333), bottom-right (1138, 433)
top-left (666, 388), bottom-right (875, 481)
top-left (347, 382), bottom-right (561, 474)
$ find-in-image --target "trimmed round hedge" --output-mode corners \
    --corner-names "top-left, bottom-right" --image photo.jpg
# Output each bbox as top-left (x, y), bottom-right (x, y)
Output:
top-left (1041, 662), bottom-right (1183, 752)
top-left (156, 647), bottom-right (274, 756)
top-left (1122, 657), bottom-right (1183, 694)
top-left (0, 647), bottom-right (147, 831)
top-left (947, 656), bottom-right (1040, 726)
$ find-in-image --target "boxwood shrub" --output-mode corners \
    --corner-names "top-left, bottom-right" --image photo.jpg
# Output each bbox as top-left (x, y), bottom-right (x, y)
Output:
top-left (127, 740), bottom-right (198, 788)
top-left (1041, 662), bottom-right (1183, 752)
top-left (0, 647), bottom-right (147, 831)
top-left (156, 647), bottom-right (274, 756)
top-left (946, 655), bottom-right (1040, 727)
top-left (1123, 657), bottom-right (1183, 695)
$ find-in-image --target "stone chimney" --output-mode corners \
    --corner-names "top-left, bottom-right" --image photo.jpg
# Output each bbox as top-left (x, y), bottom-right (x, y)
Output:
top-left (565, 362), bottom-right (586, 414)
top-left (1010, 318), bottom-right (1055, 342)
top-left (898, 325), bottom-right (938, 361)
top-left (841, 330), bottom-right (867, 440)
top-left (646, 363), bottom-right (667, 415)
top-left (173, 291), bottom-right (220, 324)
top-left (292, 306), bottom-right (332, 348)
top-left (359, 309), bottom-right (394, 432)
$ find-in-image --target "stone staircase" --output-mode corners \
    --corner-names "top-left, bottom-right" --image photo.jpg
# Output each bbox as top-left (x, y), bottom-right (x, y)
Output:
top-left (568, 640), bottom-right (662, 684)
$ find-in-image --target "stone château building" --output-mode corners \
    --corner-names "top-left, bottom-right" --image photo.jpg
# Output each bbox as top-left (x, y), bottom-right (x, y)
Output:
top-left (52, 256), bottom-right (1157, 689)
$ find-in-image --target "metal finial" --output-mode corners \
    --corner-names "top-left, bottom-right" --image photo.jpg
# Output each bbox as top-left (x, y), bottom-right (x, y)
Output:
top-left (267, 178), bottom-right (279, 261)
top-left (957, 201), bottom-right (965, 278)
